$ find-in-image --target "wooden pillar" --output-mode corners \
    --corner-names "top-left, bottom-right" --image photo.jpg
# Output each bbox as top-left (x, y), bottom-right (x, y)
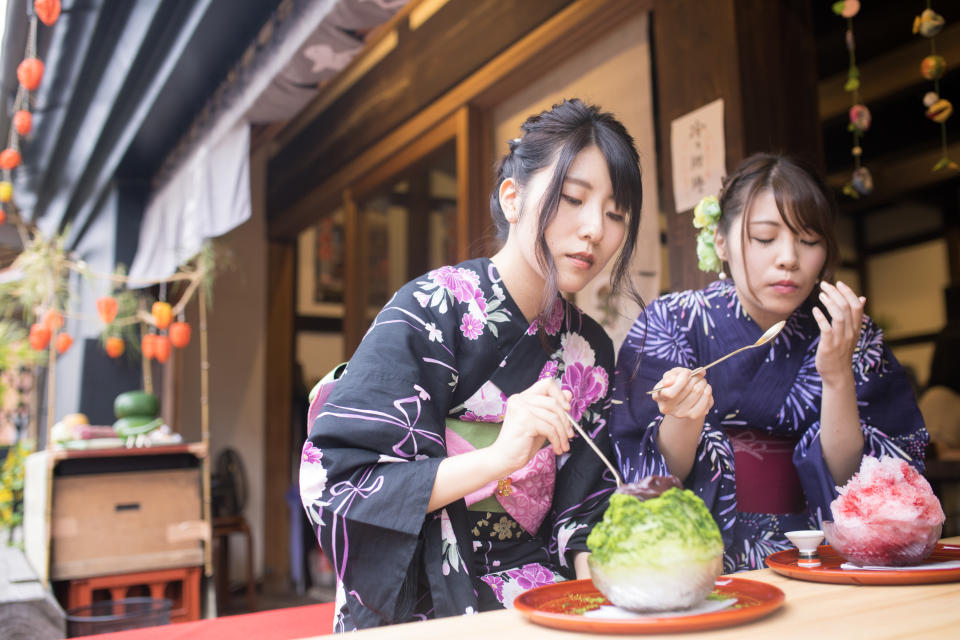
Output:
top-left (263, 240), bottom-right (295, 591)
top-left (652, 0), bottom-right (821, 292)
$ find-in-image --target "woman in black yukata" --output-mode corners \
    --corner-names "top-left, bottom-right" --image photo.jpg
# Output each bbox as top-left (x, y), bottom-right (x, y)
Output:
top-left (299, 99), bottom-right (647, 631)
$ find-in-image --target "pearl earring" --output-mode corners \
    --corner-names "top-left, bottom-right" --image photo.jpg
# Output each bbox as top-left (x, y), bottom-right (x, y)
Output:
top-left (718, 271), bottom-right (728, 280)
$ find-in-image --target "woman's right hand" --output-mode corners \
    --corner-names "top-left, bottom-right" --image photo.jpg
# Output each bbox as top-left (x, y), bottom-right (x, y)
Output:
top-left (490, 378), bottom-right (575, 474)
top-left (652, 367), bottom-right (714, 420)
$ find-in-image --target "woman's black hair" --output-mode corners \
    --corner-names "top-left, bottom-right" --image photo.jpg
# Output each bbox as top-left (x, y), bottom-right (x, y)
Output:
top-left (489, 98), bottom-right (645, 315)
top-left (716, 153), bottom-right (840, 289)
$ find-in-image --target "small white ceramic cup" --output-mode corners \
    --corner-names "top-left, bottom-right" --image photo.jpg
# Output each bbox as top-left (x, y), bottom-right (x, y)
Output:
top-left (785, 529), bottom-right (825, 567)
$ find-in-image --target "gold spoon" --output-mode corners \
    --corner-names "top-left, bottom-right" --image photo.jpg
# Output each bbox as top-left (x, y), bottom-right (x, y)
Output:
top-left (647, 320), bottom-right (786, 395)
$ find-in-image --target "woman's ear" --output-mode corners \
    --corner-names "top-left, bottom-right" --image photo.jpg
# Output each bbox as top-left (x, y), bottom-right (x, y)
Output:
top-left (714, 227), bottom-right (729, 262)
top-left (499, 177), bottom-right (520, 224)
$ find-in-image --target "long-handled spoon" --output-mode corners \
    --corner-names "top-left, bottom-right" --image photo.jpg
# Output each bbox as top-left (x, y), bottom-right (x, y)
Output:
top-left (647, 319), bottom-right (786, 395)
top-left (564, 412), bottom-right (623, 488)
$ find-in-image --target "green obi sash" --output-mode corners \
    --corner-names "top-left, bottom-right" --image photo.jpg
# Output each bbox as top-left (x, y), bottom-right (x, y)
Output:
top-left (445, 418), bottom-right (505, 513)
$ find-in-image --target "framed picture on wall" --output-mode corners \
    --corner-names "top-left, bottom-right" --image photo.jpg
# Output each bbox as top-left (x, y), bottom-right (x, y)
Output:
top-left (297, 210), bottom-right (346, 317)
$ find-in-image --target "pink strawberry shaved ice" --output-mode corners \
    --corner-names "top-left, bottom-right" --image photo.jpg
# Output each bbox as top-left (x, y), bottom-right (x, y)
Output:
top-left (826, 456), bottom-right (945, 566)
top-left (832, 456), bottom-right (944, 526)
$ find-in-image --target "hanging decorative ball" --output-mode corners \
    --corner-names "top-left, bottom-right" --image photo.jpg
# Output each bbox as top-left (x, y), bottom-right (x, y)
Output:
top-left (151, 301), bottom-right (173, 330)
top-left (43, 308), bottom-right (64, 331)
top-left (923, 92), bottom-right (940, 108)
top-left (96, 296), bottom-right (118, 324)
top-left (17, 58), bottom-right (44, 91)
top-left (0, 149), bottom-right (22, 170)
top-left (832, 0), bottom-right (860, 18)
top-left (849, 104), bottom-right (871, 133)
top-left (852, 146), bottom-right (863, 157)
top-left (0, 209), bottom-right (6, 226)
top-left (34, 0), bottom-right (62, 26)
top-left (921, 55), bottom-right (946, 81)
top-left (142, 333), bottom-right (157, 360)
top-left (913, 9), bottom-right (945, 38)
top-left (13, 110), bottom-right (32, 136)
top-left (926, 99), bottom-right (954, 124)
top-left (852, 166), bottom-right (874, 196)
top-left (105, 336), bottom-right (125, 358)
top-left (29, 323), bottom-right (51, 350)
top-left (55, 332), bottom-right (73, 355)
top-left (169, 321), bottom-right (192, 349)
top-left (0, 181), bottom-right (13, 203)
top-left (153, 334), bottom-right (171, 364)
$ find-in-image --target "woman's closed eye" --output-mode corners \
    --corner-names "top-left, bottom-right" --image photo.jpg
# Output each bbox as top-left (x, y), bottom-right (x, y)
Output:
top-left (751, 236), bottom-right (776, 245)
top-left (561, 193), bottom-right (582, 206)
top-left (799, 238), bottom-right (821, 247)
top-left (606, 211), bottom-right (626, 222)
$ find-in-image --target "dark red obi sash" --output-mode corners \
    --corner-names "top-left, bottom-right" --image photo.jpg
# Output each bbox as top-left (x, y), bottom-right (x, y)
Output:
top-left (726, 428), bottom-right (805, 514)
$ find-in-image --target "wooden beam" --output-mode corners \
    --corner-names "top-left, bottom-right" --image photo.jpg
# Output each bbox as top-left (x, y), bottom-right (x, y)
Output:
top-left (827, 141), bottom-right (960, 212)
top-left (267, 0), bottom-right (577, 225)
top-left (267, 0), bottom-right (646, 240)
top-left (819, 22), bottom-right (960, 122)
top-left (263, 241), bottom-right (295, 592)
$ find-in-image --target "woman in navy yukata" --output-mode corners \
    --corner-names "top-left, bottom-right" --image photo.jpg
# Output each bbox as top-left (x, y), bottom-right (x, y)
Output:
top-left (609, 153), bottom-right (928, 573)
top-left (300, 99), bottom-right (648, 630)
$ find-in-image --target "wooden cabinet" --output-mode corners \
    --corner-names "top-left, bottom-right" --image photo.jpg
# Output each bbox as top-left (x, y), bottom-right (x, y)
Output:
top-left (23, 444), bottom-right (209, 585)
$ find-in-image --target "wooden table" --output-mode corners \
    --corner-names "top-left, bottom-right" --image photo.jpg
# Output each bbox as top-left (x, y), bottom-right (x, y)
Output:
top-left (308, 536), bottom-right (960, 639)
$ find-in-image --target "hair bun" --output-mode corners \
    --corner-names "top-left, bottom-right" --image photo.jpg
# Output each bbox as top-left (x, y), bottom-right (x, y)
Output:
top-left (508, 137), bottom-right (522, 152)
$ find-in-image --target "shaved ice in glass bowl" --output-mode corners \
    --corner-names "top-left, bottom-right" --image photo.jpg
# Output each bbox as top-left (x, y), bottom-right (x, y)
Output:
top-left (824, 455), bottom-right (945, 567)
top-left (586, 476), bottom-right (723, 611)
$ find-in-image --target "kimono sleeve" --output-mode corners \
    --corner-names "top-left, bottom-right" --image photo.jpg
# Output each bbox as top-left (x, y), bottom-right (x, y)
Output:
top-left (299, 283), bottom-right (458, 626)
top-left (548, 319), bottom-right (617, 571)
top-left (794, 317), bottom-right (929, 518)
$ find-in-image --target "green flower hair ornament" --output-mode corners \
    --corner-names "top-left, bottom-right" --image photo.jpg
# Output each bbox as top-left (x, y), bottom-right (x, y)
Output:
top-left (693, 195), bottom-right (722, 273)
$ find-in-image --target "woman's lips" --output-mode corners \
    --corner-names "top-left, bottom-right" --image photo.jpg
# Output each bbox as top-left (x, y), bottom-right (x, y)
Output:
top-left (567, 253), bottom-right (595, 270)
top-left (771, 280), bottom-right (798, 294)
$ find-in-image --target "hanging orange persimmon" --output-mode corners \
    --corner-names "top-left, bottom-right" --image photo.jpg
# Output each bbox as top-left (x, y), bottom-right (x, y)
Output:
top-left (29, 323), bottom-right (51, 350)
top-left (42, 308), bottom-right (63, 331)
top-left (0, 149), bottom-right (22, 170)
top-left (13, 110), bottom-right (32, 136)
top-left (153, 335), bottom-right (171, 364)
top-left (17, 58), bottom-right (44, 91)
top-left (0, 181), bottom-right (12, 203)
top-left (151, 301), bottom-right (172, 330)
top-left (0, 209), bottom-right (6, 226)
top-left (169, 321), bottom-right (191, 348)
top-left (35, 0), bottom-right (61, 26)
top-left (141, 333), bottom-right (157, 360)
top-left (55, 332), bottom-right (73, 354)
top-left (105, 336), bottom-right (125, 358)
top-left (96, 296), bottom-right (118, 324)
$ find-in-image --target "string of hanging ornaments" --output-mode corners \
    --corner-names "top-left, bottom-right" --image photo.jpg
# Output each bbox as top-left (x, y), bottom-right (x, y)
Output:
top-left (0, 2), bottom-right (218, 443)
top-left (915, 3), bottom-right (957, 172)
top-left (833, 1), bottom-right (874, 200)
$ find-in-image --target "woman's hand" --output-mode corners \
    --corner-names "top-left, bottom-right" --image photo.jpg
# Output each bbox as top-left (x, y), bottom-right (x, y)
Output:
top-left (652, 367), bottom-right (713, 420)
top-left (490, 378), bottom-right (574, 474)
top-left (813, 281), bottom-right (864, 387)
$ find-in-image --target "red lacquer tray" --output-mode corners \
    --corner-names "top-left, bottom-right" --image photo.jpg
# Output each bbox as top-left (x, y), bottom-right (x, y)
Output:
top-left (514, 577), bottom-right (784, 634)
top-left (765, 543), bottom-right (960, 585)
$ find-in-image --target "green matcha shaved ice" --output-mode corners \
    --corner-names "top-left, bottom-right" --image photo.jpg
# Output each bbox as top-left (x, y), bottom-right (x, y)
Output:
top-left (588, 488), bottom-right (723, 565)
top-left (587, 487), bottom-right (724, 611)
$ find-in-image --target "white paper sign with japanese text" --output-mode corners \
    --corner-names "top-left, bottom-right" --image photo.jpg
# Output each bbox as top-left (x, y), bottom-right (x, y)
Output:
top-left (670, 98), bottom-right (726, 213)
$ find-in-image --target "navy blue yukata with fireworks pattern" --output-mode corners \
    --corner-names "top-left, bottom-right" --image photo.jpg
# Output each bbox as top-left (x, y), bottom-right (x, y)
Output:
top-left (609, 279), bottom-right (928, 573)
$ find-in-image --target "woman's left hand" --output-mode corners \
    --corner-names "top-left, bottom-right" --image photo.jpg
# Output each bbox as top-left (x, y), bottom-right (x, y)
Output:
top-left (812, 280), bottom-right (865, 386)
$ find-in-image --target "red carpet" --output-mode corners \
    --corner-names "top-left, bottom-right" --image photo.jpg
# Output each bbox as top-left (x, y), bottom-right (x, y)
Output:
top-left (81, 602), bottom-right (335, 639)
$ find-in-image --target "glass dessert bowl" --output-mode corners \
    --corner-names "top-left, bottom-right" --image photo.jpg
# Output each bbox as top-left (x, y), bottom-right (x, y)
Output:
top-left (822, 519), bottom-right (942, 567)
